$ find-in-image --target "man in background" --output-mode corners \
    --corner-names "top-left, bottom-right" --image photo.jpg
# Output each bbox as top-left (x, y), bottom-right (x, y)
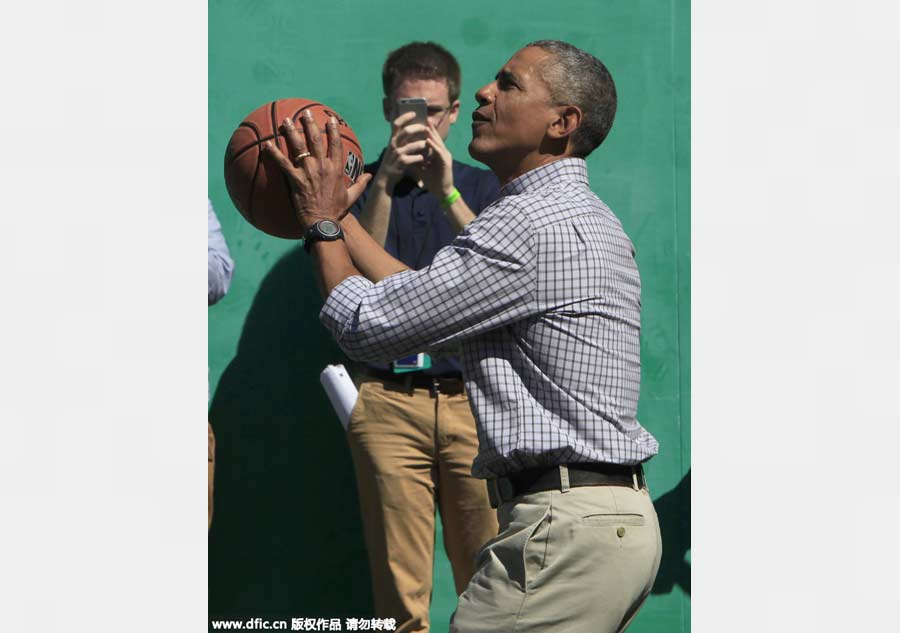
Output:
top-left (208, 198), bottom-right (234, 528)
top-left (345, 41), bottom-right (499, 633)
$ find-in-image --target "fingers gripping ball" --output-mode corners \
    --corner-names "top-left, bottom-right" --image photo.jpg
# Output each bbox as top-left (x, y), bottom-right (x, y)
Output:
top-left (224, 99), bottom-right (364, 239)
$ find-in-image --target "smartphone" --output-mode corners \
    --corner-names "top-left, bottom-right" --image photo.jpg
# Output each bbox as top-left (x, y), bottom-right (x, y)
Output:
top-left (392, 353), bottom-right (433, 373)
top-left (396, 97), bottom-right (428, 126)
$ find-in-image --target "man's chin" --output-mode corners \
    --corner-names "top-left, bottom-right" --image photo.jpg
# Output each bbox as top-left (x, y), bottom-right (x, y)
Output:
top-left (468, 138), bottom-right (491, 164)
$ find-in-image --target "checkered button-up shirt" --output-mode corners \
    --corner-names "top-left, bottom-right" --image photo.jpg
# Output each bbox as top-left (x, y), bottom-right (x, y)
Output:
top-left (321, 158), bottom-right (659, 477)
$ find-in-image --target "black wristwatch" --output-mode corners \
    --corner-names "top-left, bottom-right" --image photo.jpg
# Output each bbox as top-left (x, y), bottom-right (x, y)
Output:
top-left (302, 219), bottom-right (344, 252)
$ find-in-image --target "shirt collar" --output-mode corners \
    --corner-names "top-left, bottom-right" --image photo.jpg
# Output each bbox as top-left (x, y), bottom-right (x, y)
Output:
top-left (499, 157), bottom-right (589, 196)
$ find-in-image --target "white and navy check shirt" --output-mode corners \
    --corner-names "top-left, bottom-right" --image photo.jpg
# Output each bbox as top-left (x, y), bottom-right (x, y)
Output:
top-left (321, 158), bottom-right (659, 478)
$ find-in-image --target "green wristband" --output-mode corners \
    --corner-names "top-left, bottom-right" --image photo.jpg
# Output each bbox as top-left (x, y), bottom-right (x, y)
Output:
top-left (441, 187), bottom-right (462, 208)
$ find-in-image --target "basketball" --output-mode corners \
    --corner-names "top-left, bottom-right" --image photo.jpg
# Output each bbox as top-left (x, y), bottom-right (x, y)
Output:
top-left (224, 98), bottom-right (365, 239)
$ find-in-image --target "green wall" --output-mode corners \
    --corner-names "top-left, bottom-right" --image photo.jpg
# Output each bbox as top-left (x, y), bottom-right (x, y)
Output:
top-left (208, 1), bottom-right (690, 631)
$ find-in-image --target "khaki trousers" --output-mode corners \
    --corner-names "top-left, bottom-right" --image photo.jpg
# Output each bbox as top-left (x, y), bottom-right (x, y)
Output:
top-left (208, 422), bottom-right (215, 529)
top-left (451, 479), bottom-right (662, 633)
top-left (347, 378), bottom-right (499, 633)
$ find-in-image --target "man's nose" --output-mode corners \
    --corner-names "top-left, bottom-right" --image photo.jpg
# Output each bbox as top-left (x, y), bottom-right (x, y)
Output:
top-left (475, 83), bottom-right (494, 106)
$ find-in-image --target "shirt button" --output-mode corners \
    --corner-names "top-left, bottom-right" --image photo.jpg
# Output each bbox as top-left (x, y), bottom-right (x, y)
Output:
top-left (617, 527), bottom-right (626, 538)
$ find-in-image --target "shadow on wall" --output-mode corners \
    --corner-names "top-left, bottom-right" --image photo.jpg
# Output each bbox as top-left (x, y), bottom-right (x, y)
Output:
top-left (651, 468), bottom-right (691, 596)
top-left (208, 245), bottom-right (372, 626)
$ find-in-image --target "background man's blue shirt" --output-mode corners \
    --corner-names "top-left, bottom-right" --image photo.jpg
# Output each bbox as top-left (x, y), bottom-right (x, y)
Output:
top-left (348, 151), bottom-right (500, 375)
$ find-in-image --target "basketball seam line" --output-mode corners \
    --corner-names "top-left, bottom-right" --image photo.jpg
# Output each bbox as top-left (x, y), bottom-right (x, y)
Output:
top-left (224, 103), bottom-right (360, 164)
top-left (226, 130), bottom-right (362, 165)
top-left (272, 100), bottom-right (302, 233)
top-left (246, 121), bottom-right (262, 226)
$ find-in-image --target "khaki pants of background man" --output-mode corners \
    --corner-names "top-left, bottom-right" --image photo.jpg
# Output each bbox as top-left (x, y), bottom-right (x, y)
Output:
top-left (208, 422), bottom-right (215, 529)
top-left (451, 479), bottom-right (662, 633)
top-left (347, 378), bottom-right (499, 633)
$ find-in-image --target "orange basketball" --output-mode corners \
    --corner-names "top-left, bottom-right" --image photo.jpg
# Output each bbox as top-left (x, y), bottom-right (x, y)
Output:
top-left (224, 98), bottom-right (364, 239)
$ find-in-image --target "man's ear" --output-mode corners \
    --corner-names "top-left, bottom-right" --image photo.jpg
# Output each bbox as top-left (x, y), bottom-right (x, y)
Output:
top-left (547, 105), bottom-right (582, 140)
top-left (447, 99), bottom-right (461, 125)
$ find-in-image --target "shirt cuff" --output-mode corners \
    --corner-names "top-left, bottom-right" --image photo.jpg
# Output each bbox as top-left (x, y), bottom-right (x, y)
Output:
top-left (319, 274), bottom-right (374, 338)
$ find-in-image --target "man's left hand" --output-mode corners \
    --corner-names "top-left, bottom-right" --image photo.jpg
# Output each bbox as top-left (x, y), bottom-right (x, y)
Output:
top-left (263, 110), bottom-right (372, 232)
top-left (420, 122), bottom-right (455, 199)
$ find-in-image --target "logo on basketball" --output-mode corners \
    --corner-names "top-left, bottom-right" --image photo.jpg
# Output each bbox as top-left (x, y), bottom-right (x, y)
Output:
top-left (344, 152), bottom-right (362, 182)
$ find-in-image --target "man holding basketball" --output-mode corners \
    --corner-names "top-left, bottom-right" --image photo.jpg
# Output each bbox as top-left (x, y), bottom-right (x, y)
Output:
top-left (208, 198), bottom-right (234, 529)
top-left (339, 42), bottom-right (499, 633)
top-left (264, 39), bottom-right (661, 633)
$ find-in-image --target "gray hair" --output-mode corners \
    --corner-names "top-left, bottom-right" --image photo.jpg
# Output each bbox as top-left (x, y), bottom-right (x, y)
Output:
top-left (526, 40), bottom-right (617, 157)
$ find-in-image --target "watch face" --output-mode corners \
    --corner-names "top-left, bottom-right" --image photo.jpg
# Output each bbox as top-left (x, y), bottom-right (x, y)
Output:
top-left (317, 220), bottom-right (340, 237)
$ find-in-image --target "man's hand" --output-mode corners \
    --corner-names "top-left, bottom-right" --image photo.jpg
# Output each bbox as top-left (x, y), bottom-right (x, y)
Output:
top-left (262, 110), bottom-right (372, 232)
top-left (374, 111), bottom-right (429, 191)
top-left (420, 121), bottom-right (455, 198)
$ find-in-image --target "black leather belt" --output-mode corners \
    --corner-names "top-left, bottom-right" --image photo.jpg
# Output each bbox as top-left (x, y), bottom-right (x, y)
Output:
top-left (363, 367), bottom-right (465, 395)
top-left (487, 463), bottom-right (646, 508)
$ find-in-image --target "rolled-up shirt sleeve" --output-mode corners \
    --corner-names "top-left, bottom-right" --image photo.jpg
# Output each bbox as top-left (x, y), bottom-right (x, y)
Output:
top-left (320, 199), bottom-right (536, 362)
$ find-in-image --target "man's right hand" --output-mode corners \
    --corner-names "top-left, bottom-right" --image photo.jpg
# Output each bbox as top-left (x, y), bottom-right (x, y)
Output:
top-left (263, 112), bottom-right (371, 232)
top-left (375, 111), bottom-right (430, 191)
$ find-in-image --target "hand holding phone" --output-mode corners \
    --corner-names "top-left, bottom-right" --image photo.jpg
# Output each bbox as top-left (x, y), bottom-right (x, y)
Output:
top-left (377, 97), bottom-right (431, 187)
top-left (395, 97), bottom-right (430, 152)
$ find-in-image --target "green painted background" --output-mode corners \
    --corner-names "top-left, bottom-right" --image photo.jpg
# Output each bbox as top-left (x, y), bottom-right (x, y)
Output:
top-left (208, 1), bottom-right (690, 631)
